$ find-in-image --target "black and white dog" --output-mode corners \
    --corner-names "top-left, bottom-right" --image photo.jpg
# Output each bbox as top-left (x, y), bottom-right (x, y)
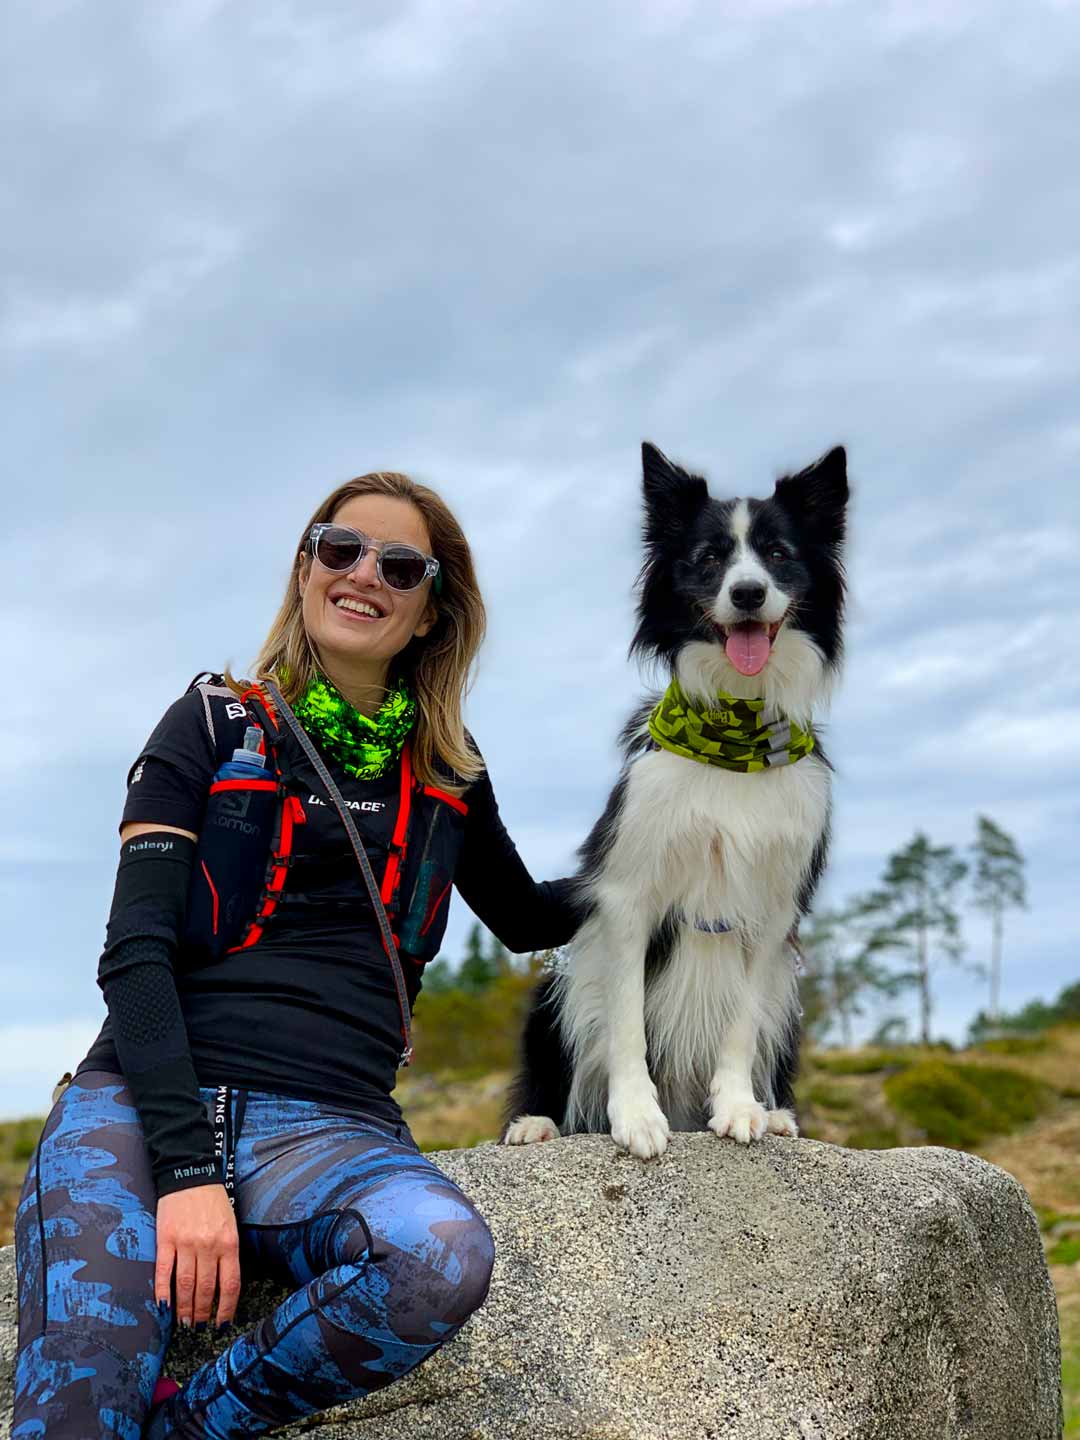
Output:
top-left (501, 441), bottom-right (849, 1159)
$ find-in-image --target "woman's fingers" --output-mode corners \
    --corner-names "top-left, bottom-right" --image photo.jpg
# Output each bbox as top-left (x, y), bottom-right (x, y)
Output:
top-left (215, 1247), bottom-right (243, 1328)
top-left (194, 1245), bottom-right (222, 1326)
top-left (174, 1246), bottom-right (198, 1327)
top-left (154, 1237), bottom-right (176, 1310)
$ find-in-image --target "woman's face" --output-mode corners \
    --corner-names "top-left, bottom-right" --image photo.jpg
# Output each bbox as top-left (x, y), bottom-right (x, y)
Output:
top-left (298, 494), bottom-right (437, 682)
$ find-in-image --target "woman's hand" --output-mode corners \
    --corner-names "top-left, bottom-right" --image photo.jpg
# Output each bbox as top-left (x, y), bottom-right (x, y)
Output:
top-left (155, 1184), bottom-right (241, 1328)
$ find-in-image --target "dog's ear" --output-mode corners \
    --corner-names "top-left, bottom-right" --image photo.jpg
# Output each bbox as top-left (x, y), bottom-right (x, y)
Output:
top-left (641, 441), bottom-right (708, 542)
top-left (773, 446), bottom-right (848, 536)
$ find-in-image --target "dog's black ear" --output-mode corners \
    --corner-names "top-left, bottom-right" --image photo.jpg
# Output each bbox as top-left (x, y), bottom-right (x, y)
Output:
top-left (773, 446), bottom-right (848, 536)
top-left (641, 441), bottom-right (708, 542)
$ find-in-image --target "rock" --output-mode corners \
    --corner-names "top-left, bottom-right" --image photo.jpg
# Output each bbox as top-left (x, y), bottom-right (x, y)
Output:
top-left (1, 1133), bottom-right (1062, 1439)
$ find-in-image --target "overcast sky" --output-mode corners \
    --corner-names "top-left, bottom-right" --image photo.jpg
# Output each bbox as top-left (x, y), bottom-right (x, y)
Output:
top-left (3, 0), bottom-right (1078, 1119)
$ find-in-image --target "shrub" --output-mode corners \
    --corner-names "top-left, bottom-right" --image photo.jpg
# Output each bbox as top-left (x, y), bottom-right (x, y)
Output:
top-left (883, 1060), bottom-right (1050, 1148)
top-left (979, 1034), bottom-right (1049, 1056)
top-left (846, 1126), bottom-right (901, 1150)
top-left (814, 1049), bottom-right (913, 1076)
top-left (804, 1081), bottom-right (858, 1113)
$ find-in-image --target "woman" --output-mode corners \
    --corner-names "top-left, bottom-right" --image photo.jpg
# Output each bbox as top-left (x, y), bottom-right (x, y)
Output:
top-left (13, 471), bottom-right (578, 1438)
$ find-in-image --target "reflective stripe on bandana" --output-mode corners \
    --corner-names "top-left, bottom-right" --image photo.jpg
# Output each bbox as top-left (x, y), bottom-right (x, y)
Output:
top-left (647, 678), bottom-right (815, 773)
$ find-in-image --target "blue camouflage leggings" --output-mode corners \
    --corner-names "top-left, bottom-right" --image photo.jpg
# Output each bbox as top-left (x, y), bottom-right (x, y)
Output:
top-left (13, 1070), bottom-right (496, 1438)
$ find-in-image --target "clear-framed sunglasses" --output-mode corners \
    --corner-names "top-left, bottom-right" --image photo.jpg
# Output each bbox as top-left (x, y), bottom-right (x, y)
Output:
top-left (308, 523), bottom-right (442, 594)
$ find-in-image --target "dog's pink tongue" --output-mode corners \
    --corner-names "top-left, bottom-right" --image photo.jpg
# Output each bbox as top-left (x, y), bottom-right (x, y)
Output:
top-left (725, 622), bottom-right (771, 676)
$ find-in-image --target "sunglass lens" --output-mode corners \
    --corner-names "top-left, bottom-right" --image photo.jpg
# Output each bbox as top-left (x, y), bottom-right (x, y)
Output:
top-left (318, 528), bottom-right (365, 570)
top-left (381, 548), bottom-right (427, 591)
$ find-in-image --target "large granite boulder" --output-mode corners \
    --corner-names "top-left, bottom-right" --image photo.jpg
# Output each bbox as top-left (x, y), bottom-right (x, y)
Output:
top-left (0, 1132), bottom-right (1062, 1438)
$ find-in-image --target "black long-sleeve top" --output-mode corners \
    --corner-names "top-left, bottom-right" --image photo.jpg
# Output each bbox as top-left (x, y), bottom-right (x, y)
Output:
top-left (76, 687), bottom-right (579, 1194)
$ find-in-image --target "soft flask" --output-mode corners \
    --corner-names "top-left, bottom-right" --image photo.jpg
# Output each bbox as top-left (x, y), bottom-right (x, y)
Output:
top-left (182, 726), bottom-right (279, 963)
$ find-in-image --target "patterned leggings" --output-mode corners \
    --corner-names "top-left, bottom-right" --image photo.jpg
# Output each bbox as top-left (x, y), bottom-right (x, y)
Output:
top-left (13, 1070), bottom-right (495, 1438)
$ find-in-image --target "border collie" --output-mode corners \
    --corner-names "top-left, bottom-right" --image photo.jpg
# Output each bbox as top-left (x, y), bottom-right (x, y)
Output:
top-left (501, 441), bottom-right (849, 1159)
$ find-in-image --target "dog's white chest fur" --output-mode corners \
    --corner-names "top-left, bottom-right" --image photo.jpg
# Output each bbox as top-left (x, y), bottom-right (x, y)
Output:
top-left (609, 747), bottom-right (830, 937)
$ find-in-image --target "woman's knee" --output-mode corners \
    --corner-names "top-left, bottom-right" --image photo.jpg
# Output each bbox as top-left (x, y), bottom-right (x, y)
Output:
top-left (333, 1186), bottom-right (496, 1328)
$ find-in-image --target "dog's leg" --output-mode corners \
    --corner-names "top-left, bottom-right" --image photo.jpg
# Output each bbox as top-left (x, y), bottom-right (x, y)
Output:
top-left (707, 937), bottom-right (776, 1144)
top-left (604, 907), bottom-right (670, 1160)
top-left (502, 975), bottom-right (568, 1145)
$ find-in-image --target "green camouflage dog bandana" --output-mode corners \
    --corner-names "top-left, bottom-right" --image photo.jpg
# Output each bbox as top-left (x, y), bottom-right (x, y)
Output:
top-left (647, 677), bottom-right (815, 772)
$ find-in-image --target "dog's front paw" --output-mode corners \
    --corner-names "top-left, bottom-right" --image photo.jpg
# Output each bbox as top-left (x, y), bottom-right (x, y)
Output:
top-left (708, 1094), bottom-right (769, 1144)
top-left (609, 1086), bottom-right (670, 1160)
top-left (765, 1107), bottom-right (799, 1137)
top-left (502, 1114), bottom-right (561, 1145)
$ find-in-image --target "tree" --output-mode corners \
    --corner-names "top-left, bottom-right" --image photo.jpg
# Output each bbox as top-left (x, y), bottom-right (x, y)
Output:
top-left (798, 902), bottom-right (912, 1048)
top-left (848, 832), bottom-right (969, 1046)
top-left (487, 934), bottom-right (513, 978)
top-left (420, 958), bottom-right (456, 995)
top-left (969, 816), bottom-right (1027, 1024)
top-left (456, 921), bottom-right (499, 993)
top-left (967, 978), bottom-right (1080, 1044)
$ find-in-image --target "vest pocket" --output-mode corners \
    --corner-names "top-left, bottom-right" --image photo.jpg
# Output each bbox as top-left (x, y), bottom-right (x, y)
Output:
top-left (398, 791), bottom-right (468, 963)
top-left (183, 776), bottom-right (279, 963)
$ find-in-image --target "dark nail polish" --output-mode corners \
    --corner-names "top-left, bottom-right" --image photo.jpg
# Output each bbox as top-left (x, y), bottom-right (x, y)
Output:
top-left (216, 1322), bottom-right (233, 1335)
top-left (157, 1299), bottom-right (170, 1316)
top-left (195, 1322), bottom-right (207, 1333)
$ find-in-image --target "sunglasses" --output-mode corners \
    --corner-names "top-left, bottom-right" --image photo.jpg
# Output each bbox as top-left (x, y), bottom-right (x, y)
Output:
top-left (308, 523), bottom-right (442, 595)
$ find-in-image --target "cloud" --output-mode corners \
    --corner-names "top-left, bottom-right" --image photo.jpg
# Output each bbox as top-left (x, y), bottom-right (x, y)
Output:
top-left (2, 0), bottom-right (1078, 1062)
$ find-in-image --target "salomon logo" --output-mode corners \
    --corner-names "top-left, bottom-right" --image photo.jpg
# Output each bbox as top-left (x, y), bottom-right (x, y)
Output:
top-left (212, 814), bottom-right (261, 836)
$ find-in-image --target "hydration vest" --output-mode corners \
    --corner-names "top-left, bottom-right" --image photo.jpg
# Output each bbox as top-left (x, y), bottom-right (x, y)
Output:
top-left (179, 672), bottom-right (471, 986)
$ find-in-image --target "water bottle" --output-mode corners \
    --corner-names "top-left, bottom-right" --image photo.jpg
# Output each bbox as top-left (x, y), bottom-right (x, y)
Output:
top-left (213, 726), bottom-right (269, 781)
top-left (184, 726), bottom-right (280, 961)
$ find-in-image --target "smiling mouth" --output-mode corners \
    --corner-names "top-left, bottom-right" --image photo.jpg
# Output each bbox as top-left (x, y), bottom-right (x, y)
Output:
top-left (333, 597), bottom-right (384, 621)
top-left (713, 616), bottom-right (785, 676)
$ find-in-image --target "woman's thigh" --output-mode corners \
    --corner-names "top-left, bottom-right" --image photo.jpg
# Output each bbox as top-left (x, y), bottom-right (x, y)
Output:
top-left (13, 1070), bottom-right (166, 1437)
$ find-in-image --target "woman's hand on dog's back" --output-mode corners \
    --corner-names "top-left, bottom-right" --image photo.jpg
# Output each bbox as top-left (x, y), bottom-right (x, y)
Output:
top-left (156, 1183), bottom-right (241, 1329)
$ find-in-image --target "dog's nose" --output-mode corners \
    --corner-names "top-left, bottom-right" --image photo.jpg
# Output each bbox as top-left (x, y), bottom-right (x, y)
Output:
top-left (730, 582), bottom-right (766, 611)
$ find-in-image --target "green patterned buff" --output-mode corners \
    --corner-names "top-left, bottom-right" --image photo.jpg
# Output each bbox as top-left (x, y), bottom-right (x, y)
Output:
top-left (647, 677), bottom-right (815, 773)
top-left (292, 670), bottom-right (417, 780)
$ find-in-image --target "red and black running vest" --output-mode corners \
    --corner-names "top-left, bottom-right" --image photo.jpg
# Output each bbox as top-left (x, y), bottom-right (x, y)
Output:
top-left (180, 673), bottom-right (470, 997)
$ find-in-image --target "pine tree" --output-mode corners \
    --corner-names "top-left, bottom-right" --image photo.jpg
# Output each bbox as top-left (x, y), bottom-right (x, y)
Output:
top-left (799, 904), bottom-right (909, 1048)
top-left (487, 934), bottom-right (513, 978)
top-left (457, 921), bottom-right (498, 993)
top-left (969, 815), bottom-right (1027, 1025)
top-left (849, 832), bottom-right (969, 1046)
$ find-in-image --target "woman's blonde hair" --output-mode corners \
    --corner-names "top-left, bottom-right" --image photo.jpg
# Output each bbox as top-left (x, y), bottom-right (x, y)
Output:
top-left (223, 471), bottom-right (486, 794)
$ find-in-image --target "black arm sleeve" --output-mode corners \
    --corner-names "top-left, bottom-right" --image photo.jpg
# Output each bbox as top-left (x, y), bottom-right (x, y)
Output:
top-left (98, 832), bottom-right (221, 1198)
top-left (452, 764), bottom-right (585, 953)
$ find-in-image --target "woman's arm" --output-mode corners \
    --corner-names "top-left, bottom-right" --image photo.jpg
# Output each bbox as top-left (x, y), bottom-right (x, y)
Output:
top-left (103, 818), bottom-right (242, 1326)
top-left (99, 821), bottom-right (220, 1196)
top-left (452, 766), bottom-right (585, 953)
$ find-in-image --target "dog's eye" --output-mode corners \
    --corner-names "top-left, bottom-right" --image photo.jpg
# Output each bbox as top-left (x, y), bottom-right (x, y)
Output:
top-left (699, 549), bottom-right (722, 566)
top-left (768, 546), bottom-right (789, 562)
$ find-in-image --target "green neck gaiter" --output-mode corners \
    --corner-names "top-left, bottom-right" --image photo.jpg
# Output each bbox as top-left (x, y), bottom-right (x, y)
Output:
top-left (292, 669), bottom-right (417, 780)
top-left (648, 677), bottom-right (815, 772)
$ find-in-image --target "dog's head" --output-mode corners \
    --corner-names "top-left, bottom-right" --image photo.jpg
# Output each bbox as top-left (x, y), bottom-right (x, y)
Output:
top-left (631, 441), bottom-right (849, 722)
